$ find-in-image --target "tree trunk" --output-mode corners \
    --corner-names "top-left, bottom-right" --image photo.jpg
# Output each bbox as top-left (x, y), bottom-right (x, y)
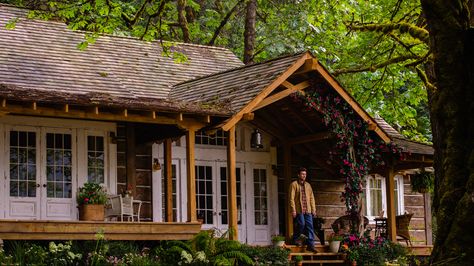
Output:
top-left (243, 0), bottom-right (257, 64)
top-left (177, 0), bottom-right (190, 43)
top-left (421, 0), bottom-right (474, 264)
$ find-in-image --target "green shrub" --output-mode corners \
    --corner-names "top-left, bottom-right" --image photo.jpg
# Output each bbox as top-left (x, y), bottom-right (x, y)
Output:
top-left (241, 245), bottom-right (290, 265)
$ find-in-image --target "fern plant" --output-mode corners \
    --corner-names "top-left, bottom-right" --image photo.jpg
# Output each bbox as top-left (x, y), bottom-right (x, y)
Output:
top-left (157, 229), bottom-right (254, 265)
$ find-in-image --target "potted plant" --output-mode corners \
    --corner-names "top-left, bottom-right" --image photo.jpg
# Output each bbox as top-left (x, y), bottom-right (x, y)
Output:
top-left (77, 182), bottom-right (107, 221)
top-left (328, 233), bottom-right (343, 253)
top-left (347, 248), bottom-right (359, 266)
top-left (271, 235), bottom-right (286, 247)
top-left (293, 255), bottom-right (303, 266)
top-left (411, 170), bottom-right (434, 193)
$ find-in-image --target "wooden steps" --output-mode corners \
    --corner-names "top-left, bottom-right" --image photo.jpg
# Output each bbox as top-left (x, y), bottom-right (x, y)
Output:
top-left (287, 245), bottom-right (346, 266)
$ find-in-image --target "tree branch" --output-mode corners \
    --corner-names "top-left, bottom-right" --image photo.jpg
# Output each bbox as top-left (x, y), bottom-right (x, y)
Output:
top-left (333, 54), bottom-right (422, 76)
top-left (348, 22), bottom-right (429, 43)
top-left (415, 66), bottom-right (436, 92)
top-left (208, 0), bottom-right (244, 46)
top-left (177, 0), bottom-right (190, 42)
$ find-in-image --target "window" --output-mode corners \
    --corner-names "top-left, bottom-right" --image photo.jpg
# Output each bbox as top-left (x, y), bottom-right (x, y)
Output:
top-left (254, 168), bottom-right (268, 225)
top-left (87, 136), bottom-right (105, 184)
top-left (363, 174), bottom-right (405, 219)
top-left (220, 167), bottom-right (242, 225)
top-left (195, 165), bottom-right (213, 224)
top-left (46, 133), bottom-right (73, 198)
top-left (195, 129), bottom-right (227, 146)
top-left (9, 131), bottom-right (37, 197)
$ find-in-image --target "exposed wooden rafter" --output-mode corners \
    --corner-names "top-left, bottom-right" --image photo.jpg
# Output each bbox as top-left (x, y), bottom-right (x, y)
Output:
top-left (288, 132), bottom-right (332, 145)
top-left (252, 80), bottom-right (310, 111)
top-left (312, 61), bottom-right (391, 142)
top-left (219, 52), bottom-right (313, 131)
top-left (0, 103), bottom-right (180, 125)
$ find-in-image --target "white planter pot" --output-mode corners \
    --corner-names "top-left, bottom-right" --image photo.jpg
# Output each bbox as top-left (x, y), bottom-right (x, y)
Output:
top-left (329, 240), bottom-right (341, 253)
top-left (273, 240), bottom-right (285, 247)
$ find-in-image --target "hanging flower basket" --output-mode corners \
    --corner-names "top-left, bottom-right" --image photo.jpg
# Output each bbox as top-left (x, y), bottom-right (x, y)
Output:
top-left (411, 170), bottom-right (433, 193)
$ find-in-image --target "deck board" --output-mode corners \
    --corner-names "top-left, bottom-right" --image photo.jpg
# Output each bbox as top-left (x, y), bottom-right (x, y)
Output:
top-left (0, 220), bottom-right (201, 240)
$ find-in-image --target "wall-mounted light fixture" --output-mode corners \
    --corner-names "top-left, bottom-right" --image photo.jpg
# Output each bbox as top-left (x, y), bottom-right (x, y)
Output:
top-left (250, 129), bottom-right (263, 149)
top-left (109, 132), bottom-right (117, 144)
top-left (153, 158), bottom-right (162, 171)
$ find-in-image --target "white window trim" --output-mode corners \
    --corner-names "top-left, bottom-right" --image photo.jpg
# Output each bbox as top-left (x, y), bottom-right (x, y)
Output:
top-left (364, 174), bottom-right (404, 221)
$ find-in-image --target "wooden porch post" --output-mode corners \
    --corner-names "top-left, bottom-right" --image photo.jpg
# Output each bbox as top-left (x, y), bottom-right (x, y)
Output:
top-left (227, 126), bottom-right (238, 240)
top-left (186, 129), bottom-right (197, 222)
top-left (385, 164), bottom-right (397, 241)
top-left (164, 138), bottom-right (173, 222)
top-left (283, 143), bottom-right (293, 241)
top-left (126, 124), bottom-right (136, 196)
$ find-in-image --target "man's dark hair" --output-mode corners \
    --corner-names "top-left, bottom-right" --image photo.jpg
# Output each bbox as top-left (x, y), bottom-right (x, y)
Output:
top-left (298, 167), bottom-right (307, 173)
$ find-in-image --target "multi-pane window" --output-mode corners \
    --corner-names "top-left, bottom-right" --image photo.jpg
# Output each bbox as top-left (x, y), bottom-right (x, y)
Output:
top-left (254, 168), bottom-right (268, 225)
top-left (364, 174), bottom-right (405, 218)
top-left (220, 167), bottom-right (242, 225)
top-left (196, 165), bottom-right (213, 224)
top-left (46, 133), bottom-right (72, 198)
top-left (9, 131), bottom-right (37, 197)
top-left (195, 129), bottom-right (228, 146)
top-left (87, 136), bottom-right (105, 184)
top-left (162, 164), bottom-right (178, 221)
top-left (368, 176), bottom-right (383, 217)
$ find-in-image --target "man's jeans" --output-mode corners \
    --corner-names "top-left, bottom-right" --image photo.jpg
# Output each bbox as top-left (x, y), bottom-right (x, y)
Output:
top-left (292, 213), bottom-right (315, 248)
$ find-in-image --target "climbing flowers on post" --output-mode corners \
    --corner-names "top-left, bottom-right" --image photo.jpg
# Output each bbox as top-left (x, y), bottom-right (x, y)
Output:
top-left (291, 82), bottom-right (404, 215)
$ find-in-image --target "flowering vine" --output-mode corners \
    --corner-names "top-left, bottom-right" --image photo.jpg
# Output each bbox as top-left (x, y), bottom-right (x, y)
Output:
top-left (291, 83), bottom-right (405, 215)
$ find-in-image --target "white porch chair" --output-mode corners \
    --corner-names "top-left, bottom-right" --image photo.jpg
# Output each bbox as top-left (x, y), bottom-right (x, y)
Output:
top-left (105, 195), bottom-right (136, 221)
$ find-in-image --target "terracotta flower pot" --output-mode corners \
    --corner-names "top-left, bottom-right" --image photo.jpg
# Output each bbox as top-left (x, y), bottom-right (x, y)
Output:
top-left (79, 204), bottom-right (105, 221)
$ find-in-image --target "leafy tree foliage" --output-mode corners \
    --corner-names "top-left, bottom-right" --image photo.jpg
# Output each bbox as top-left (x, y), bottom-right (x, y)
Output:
top-left (0, 0), bottom-right (430, 141)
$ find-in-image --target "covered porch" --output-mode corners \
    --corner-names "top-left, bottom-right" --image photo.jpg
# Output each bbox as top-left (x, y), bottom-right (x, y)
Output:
top-left (181, 52), bottom-right (434, 249)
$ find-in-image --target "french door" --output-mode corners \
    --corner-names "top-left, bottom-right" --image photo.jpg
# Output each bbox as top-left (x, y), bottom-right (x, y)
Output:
top-left (6, 126), bottom-right (76, 220)
top-left (195, 162), bottom-right (246, 241)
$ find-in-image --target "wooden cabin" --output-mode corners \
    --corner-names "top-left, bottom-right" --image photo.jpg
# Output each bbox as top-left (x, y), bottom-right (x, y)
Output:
top-left (0, 4), bottom-right (432, 253)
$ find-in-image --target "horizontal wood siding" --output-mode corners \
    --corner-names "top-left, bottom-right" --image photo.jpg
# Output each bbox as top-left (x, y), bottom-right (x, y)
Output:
top-left (279, 169), bottom-right (430, 245)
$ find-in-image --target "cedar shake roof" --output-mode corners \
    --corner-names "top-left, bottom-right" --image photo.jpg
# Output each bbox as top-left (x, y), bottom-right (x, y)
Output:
top-left (0, 4), bottom-right (243, 110)
top-left (170, 53), bottom-right (306, 112)
top-left (374, 117), bottom-right (433, 155)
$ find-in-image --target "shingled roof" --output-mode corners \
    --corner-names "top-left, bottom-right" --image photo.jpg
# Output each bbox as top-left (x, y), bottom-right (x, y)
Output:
top-left (0, 4), bottom-right (243, 111)
top-left (170, 53), bottom-right (306, 112)
top-left (374, 117), bottom-right (433, 155)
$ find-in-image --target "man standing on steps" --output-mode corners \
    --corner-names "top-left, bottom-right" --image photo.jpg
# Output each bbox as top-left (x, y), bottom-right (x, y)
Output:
top-left (289, 167), bottom-right (317, 252)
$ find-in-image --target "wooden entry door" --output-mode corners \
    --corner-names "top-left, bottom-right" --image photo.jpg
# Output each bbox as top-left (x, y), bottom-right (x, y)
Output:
top-left (5, 126), bottom-right (76, 220)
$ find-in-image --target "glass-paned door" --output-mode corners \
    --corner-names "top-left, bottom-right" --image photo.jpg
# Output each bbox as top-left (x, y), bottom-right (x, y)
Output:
top-left (195, 165), bottom-right (214, 225)
top-left (219, 165), bottom-right (245, 242)
top-left (247, 165), bottom-right (271, 244)
top-left (7, 129), bottom-right (40, 219)
top-left (254, 168), bottom-right (268, 225)
top-left (6, 127), bottom-right (76, 220)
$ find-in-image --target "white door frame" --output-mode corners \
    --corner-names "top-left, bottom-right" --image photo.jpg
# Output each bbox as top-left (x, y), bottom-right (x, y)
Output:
top-left (1, 116), bottom-right (116, 221)
top-left (246, 163), bottom-right (272, 245)
top-left (5, 125), bottom-right (41, 219)
top-left (40, 127), bottom-right (76, 220)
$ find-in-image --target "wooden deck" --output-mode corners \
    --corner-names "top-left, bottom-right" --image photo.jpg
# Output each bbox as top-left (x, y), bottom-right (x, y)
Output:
top-left (0, 220), bottom-right (202, 241)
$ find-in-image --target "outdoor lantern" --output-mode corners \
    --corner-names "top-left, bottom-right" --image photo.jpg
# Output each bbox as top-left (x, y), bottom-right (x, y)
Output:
top-left (251, 129), bottom-right (264, 149)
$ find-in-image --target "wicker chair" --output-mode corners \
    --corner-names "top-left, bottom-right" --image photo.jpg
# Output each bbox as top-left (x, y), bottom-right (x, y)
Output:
top-left (105, 195), bottom-right (135, 221)
top-left (396, 213), bottom-right (413, 246)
